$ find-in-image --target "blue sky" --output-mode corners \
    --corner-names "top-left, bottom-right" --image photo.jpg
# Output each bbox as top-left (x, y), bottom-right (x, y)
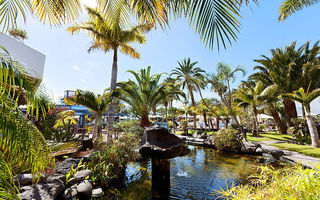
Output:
top-left (17, 0), bottom-right (320, 113)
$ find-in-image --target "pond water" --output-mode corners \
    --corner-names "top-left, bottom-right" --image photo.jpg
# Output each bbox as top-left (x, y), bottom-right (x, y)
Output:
top-left (121, 145), bottom-right (286, 200)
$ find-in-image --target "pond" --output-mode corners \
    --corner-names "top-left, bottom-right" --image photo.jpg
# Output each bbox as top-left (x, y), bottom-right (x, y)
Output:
top-left (120, 145), bottom-right (286, 200)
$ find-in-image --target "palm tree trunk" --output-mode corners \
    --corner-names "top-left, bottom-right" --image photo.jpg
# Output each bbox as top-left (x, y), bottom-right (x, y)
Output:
top-left (269, 104), bottom-right (287, 134)
top-left (283, 99), bottom-right (298, 127)
top-left (216, 118), bottom-right (219, 130)
top-left (203, 112), bottom-right (207, 133)
top-left (92, 115), bottom-right (99, 141)
top-left (140, 115), bottom-right (151, 128)
top-left (306, 110), bottom-right (320, 147)
top-left (108, 48), bottom-right (118, 132)
top-left (164, 101), bottom-right (168, 123)
top-left (96, 114), bottom-right (102, 140)
top-left (188, 86), bottom-right (197, 128)
top-left (302, 104), bottom-right (306, 118)
top-left (253, 106), bottom-right (259, 136)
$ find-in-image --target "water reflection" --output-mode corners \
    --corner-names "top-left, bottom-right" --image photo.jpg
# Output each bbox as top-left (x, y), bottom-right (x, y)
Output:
top-left (121, 145), bottom-right (285, 200)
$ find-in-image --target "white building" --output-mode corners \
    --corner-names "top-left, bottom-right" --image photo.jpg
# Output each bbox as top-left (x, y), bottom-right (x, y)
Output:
top-left (0, 33), bottom-right (46, 87)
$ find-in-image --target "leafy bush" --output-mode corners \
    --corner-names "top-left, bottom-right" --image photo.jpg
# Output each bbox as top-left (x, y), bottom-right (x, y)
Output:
top-left (66, 158), bottom-right (86, 185)
top-left (113, 120), bottom-right (143, 137)
top-left (87, 133), bottom-right (139, 188)
top-left (217, 165), bottom-right (320, 200)
top-left (213, 128), bottom-right (242, 152)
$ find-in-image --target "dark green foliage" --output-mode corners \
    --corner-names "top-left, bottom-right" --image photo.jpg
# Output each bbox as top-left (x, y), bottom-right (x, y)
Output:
top-left (213, 128), bottom-right (242, 152)
top-left (113, 120), bottom-right (143, 136)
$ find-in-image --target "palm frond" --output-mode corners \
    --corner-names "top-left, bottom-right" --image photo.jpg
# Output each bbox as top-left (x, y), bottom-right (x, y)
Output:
top-left (279, 0), bottom-right (319, 21)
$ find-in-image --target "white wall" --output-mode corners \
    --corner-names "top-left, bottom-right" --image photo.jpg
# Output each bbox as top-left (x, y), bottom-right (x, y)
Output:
top-left (0, 33), bottom-right (45, 81)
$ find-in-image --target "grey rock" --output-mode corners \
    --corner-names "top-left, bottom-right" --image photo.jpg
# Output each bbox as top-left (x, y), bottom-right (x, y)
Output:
top-left (256, 147), bottom-right (264, 153)
top-left (261, 145), bottom-right (284, 160)
top-left (92, 188), bottom-right (104, 198)
top-left (19, 180), bottom-right (65, 200)
top-left (46, 174), bottom-right (66, 184)
top-left (56, 158), bottom-right (81, 175)
top-left (262, 153), bottom-right (278, 163)
top-left (77, 180), bottom-right (93, 196)
top-left (241, 142), bottom-right (261, 154)
top-left (68, 169), bottom-right (92, 185)
top-left (14, 174), bottom-right (45, 186)
top-left (62, 186), bottom-right (78, 199)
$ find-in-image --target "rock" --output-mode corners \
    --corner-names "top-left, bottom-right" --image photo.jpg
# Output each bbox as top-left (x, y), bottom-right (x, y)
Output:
top-left (261, 145), bottom-right (284, 160)
top-left (241, 142), bottom-right (261, 154)
top-left (139, 127), bottom-right (190, 159)
top-left (256, 147), bottom-right (264, 153)
top-left (46, 174), bottom-right (66, 184)
top-left (92, 188), bottom-right (104, 198)
top-left (262, 153), bottom-right (278, 163)
top-left (19, 180), bottom-right (65, 200)
top-left (76, 180), bottom-right (93, 197)
top-left (68, 169), bottom-right (92, 185)
top-left (62, 186), bottom-right (78, 199)
top-left (56, 158), bottom-right (81, 175)
top-left (14, 173), bottom-right (45, 186)
top-left (257, 157), bottom-right (265, 163)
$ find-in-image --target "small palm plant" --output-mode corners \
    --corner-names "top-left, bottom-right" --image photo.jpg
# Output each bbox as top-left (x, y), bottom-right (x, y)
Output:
top-left (281, 87), bottom-right (320, 147)
top-left (64, 90), bottom-right (117, 141)
top-left (117, 66), bottom-right (166, 127)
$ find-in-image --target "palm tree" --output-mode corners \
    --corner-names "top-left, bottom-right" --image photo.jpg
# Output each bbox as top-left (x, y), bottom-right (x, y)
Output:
top-left (235, 81), bottom-right (263, 136)
top-left (281, 88), bottom-right (320, 147)
top-left (0, 47), bottom-right (53, 199)
top-left (171, 58), bottom-right (205, 128)
top-left (68, 7), bottom-right (152, 132)
top-left (279, 0), bottom-right (319, 21)
top-left (207, 62), bottom-right (246, 138)
top-left (117, 66), bottom-right (166, 127)
top-left (163, 77), bottom-right (186, 133)
top-left (64, 90), bottom-right (116, 141)
top-left (252, 41), bottom-right (320, 127)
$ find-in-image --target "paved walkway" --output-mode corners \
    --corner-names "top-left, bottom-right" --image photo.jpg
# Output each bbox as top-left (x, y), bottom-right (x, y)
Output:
top-left (258, 141), bottom-right (320, 169)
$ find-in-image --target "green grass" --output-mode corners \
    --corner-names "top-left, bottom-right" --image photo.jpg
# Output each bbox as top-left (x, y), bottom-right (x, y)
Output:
top-left (247, 132), bottom-right (294, 142)
top-left (175, 130), bottom-right (216, 135)
top-left (271, 143), bottom-right (320, 158)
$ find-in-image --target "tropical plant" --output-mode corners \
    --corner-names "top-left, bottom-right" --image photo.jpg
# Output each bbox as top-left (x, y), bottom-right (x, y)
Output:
top-left (279, 0), bottom-right (319, 21)
top-left (235, 81), bottom-right (263, 136)
top-left (207, 62), bottom-right (246, 138)
top-left (0, 0), bottom-right (82, 32)
top-left (217, 164), bottom-right (320, 200)
top-left (68, 7), bottom-right (152, 132)
top-left (117, 66), bottom-right (166, 127)
top-left (53, 110), bottom-right (79, 142)
top-left (8, 28), bottom-right (28, 42)
top-left (0, 47), bottom-right (53, 199)
top-left (281, 87), bottom-right (320, 147)
top-left (64, 89), bottom-right (116, 142)
top-left (213, 128), bottom-right (242, 152)
top-left (171, 58), bottom-right (205, 128)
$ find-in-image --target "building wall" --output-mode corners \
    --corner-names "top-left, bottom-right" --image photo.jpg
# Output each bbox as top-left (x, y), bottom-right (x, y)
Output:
top-left (0, 33), bottom-right (45, 81)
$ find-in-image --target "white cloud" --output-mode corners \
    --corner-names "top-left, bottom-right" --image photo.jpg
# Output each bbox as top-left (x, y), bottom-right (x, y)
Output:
top-left (81, 79), bottom-right (86, 83)
top-left (73, 65), bottom-right (79, 70)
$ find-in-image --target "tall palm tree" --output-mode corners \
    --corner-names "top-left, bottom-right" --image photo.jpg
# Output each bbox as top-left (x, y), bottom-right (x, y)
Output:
top-left (0, 47), bottom-right (53, 199)
top-left (207, 62), bottom-right (246, 138)
top-left (252, 41), bottom-right (320, 127)
top-left (281, 87), bottom-right (320, 147)
top-left (279, 0), bottom-right (319, 21)
top-left (171, 58), bottom-right (205, 128)
top-left (64, 90), bottom-right (116, 141)
top-left (117, 66), bottom-right (166, 127)
top-left (68, 7), bottom-right (152, 132)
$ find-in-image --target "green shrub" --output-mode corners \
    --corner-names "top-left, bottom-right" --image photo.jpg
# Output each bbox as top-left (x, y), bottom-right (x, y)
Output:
top-left (113, 120), bottom-right (143, 136)
top-left (217, 165), bottom-right (320, 200)
top-left (87, 133), bottom-right (139, 188)
top-left (213, 128), bottom-right (241, 152)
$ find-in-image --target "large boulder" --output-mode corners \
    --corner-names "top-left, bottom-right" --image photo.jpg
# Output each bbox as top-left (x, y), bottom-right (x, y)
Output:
top-left (62, 185), bottom-right (78, 199)
top-left (139, 127), bottom-right (190, 159)
top-left (19, 180), bottom-right (65, 200)
top-left (68, 169), bottom-right (92, 185)
top-left (56, 158), bottom-right (81, 175)
top-left (76, 180), bottom-right (93, 197)
top-left (14, 174), bottom-right (45, 186)
top-left (261, 145), bottom-right (284, 160)
top-left (241, 142), bottom-right (261, 154)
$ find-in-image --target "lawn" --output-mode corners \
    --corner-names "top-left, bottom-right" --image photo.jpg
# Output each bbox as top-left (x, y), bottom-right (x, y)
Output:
top-left (175, 130), bottom-right (216, 135)
top-left (271, 143), bottom-right (320, 158)
top-left (247, 132), bottom-right (295, 142)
